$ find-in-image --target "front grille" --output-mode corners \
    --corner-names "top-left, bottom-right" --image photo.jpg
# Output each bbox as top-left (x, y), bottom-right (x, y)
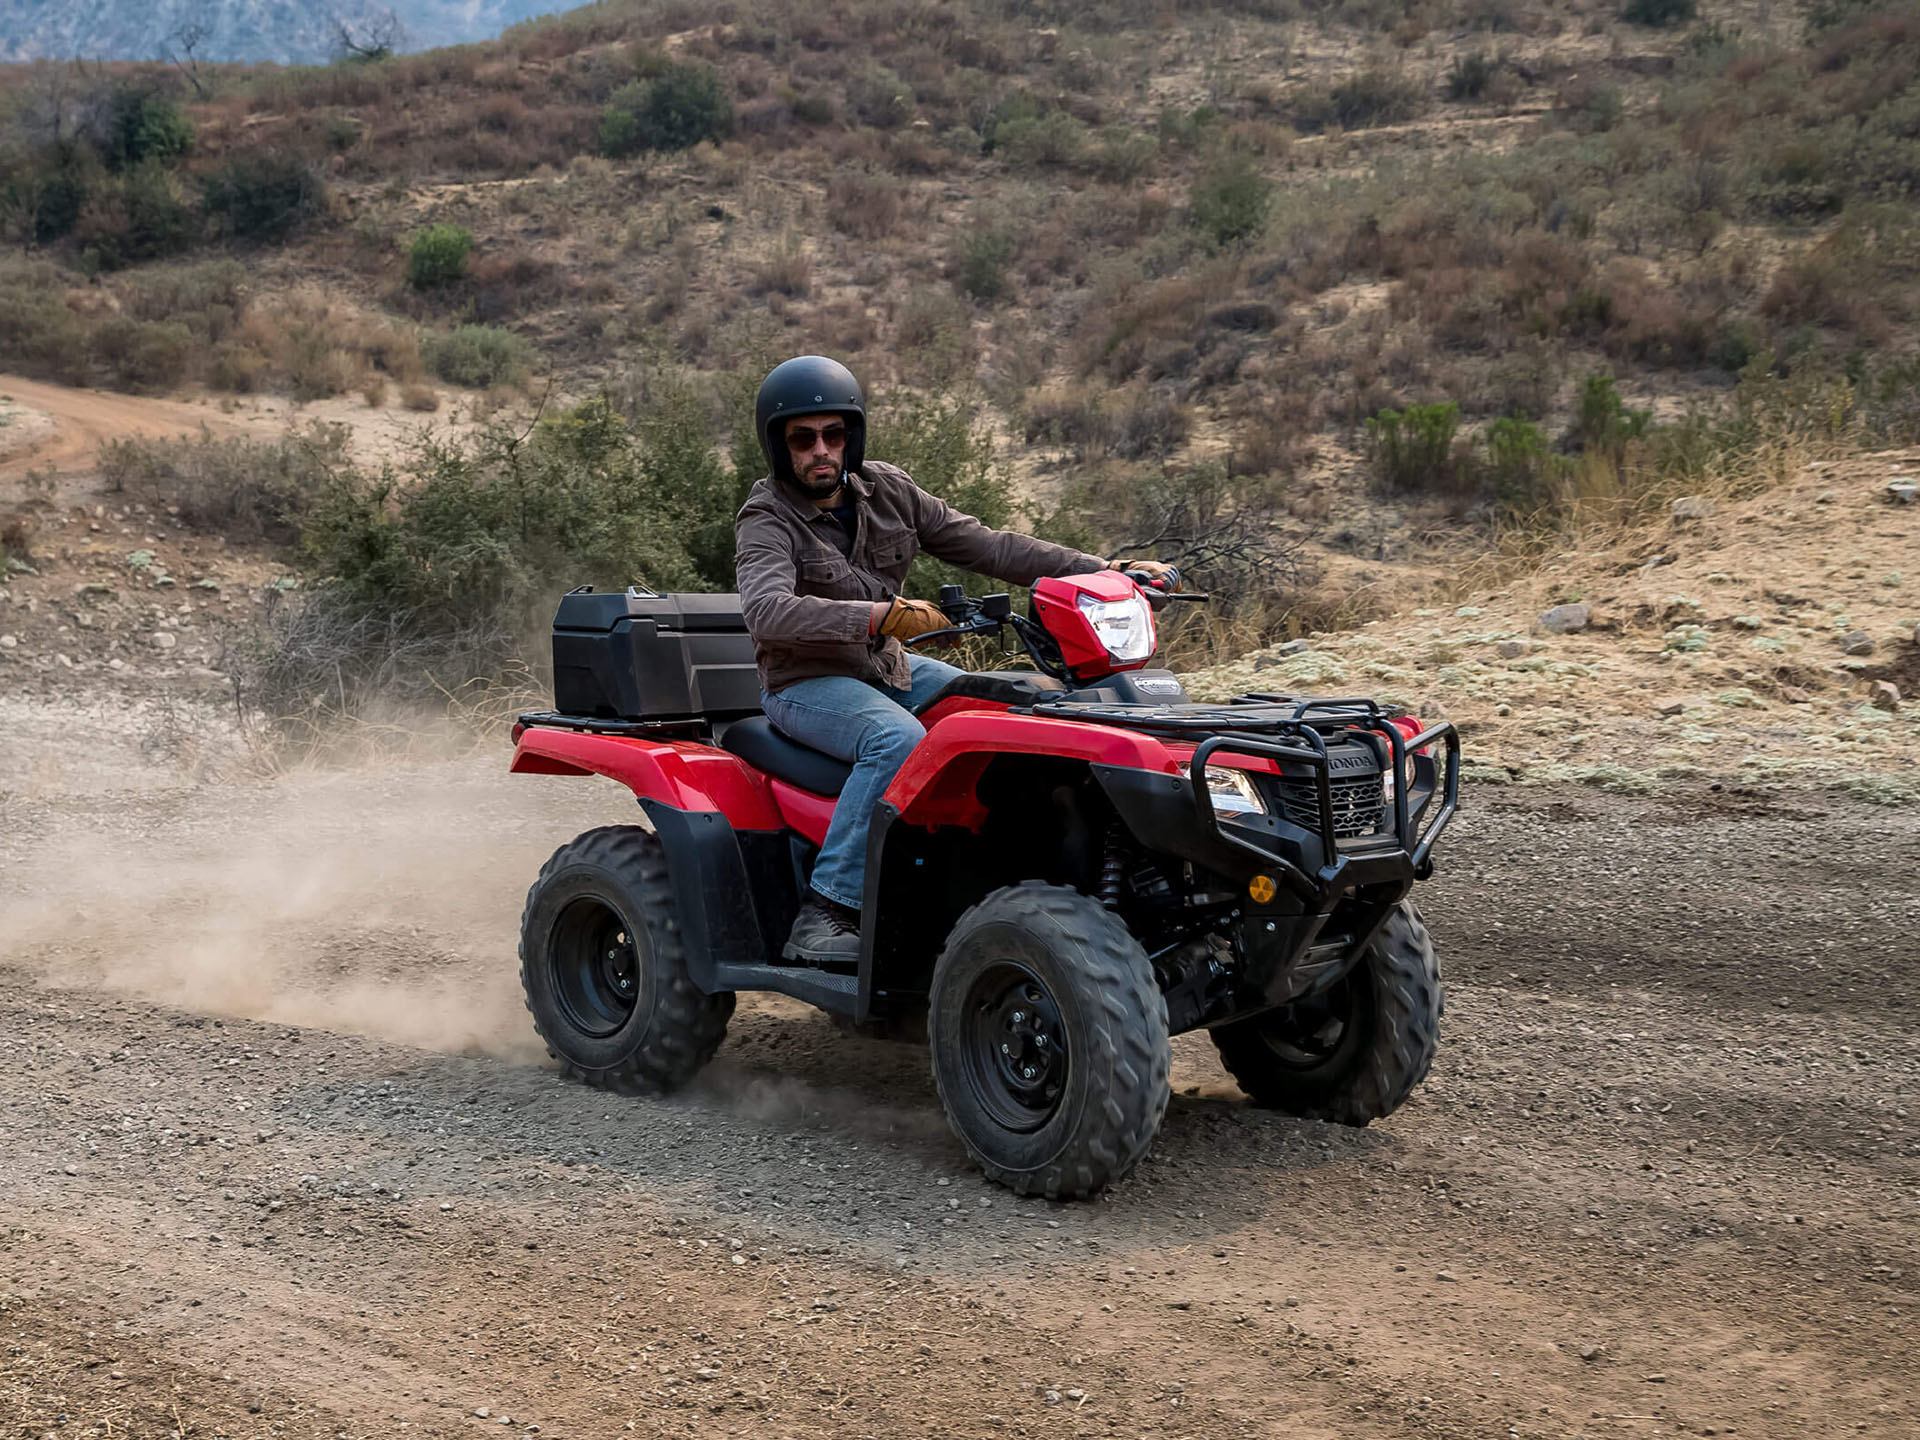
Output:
top-left (1275, 773), bottom-right (1387, 839)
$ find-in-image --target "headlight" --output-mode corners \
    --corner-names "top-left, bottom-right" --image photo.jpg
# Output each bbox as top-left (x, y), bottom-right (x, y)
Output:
top-left (1203, 766), bottom-right (1267, 815)
top-left (1076, 593), bottom-right (1155, 661)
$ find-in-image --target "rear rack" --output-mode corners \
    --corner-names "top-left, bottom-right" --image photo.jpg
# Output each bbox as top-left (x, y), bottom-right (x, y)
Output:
top-left (515, 710), bottom-right (707, 739)
top-left (1023, 694), bottom-right (1461, 899)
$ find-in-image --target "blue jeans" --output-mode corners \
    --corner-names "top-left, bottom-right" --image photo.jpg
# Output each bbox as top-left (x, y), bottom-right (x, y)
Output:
top-left (761, 654), bottom-right (964, 911)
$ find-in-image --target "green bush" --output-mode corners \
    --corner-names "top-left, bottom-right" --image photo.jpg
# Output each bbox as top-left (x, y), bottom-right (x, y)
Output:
top-left (1621, 0), bottom-right (1697, 26)
top-left (995, 110), bottom-right (1088, 169)
top-left (867, 394), bottom-right (1024, 599)
top-left (1190, 153), bottom-right (1273, 246)
top-left (1482, 417), bottom-right (1565, 513)
top-left (1569, 372), bottom-right (1651, 455)
top-left (21, 161), bottom-right (93, 244)
top-left (845, 64), bottom-right (915, 130)
top-left (88, 317), bottom-right (194, 391)
top-left (1296, 69), bottom-right (1426, 132)
top-left (75, 163), bottom-right (198, 270)
top-left (201, 150), bottom-right (326, 241)
top-left (1446, 53), bottom-right (1499, 101)
top-left (422, 324), bottom-right (532, 387)
top-left (102, 89), bottom-right (194, 171)
top-left (0, 258), bottom-right (91, 384)
top-left (1364, 402), bottom-right (1466, 494)
top-left (955, 227), bottom-right (1018, 302)
top-left (1091, 127), bottom-right (1159, 182)
top-left (254, 395), bottom-right (720, 728)
top-left (1862, 353), bottom-right (1920, 443)
top-left (408, 224), bottom-right (474, 289)
top-left (598, 62), bottom-right (733, 156)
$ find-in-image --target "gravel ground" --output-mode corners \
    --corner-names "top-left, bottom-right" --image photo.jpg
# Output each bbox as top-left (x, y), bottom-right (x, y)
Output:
top-left (1, 749), bottom-right (1915, 1439)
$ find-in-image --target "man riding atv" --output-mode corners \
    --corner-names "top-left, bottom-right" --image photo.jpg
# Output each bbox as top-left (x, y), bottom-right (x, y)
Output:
top-left (735, 355), bottom-right (1176, 967)
top-left (510, 359), bottom-right (1457, 1198)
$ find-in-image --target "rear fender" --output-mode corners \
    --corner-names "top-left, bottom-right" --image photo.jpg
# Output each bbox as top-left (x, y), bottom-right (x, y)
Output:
top-left (510, 726), bottom-right (780, 828)
top-left (884, 712), bottom-right (1180, 830)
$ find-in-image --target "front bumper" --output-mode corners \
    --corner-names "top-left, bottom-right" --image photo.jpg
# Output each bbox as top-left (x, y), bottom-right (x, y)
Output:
top-left (1075, 698), bottom-right (1461, 1024)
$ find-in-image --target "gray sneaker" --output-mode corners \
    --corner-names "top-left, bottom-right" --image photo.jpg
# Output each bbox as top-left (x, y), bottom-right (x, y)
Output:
top-left (783, 896), bottom-right (861, 967)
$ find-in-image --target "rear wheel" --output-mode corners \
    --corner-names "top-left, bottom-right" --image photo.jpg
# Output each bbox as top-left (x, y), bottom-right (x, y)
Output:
top-left (1211, 902), bottom-right (1441, 1125)
top-left (519, 825), bottom-right (732, 1094)
top-left (929, 883), bottom-right (1170, 1200)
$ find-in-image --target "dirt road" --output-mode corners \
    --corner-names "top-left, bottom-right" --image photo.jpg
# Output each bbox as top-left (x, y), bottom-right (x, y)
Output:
top-left (0, 375), bottom-right (262, 484)
top-left (1, 747), bottom-right (1914, 1439)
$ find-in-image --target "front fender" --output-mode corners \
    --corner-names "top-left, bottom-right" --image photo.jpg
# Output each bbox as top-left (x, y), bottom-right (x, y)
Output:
top-left (510, 726), bottom-right (781, 829)
top-left (884, 712), bottom-right (1182, 830)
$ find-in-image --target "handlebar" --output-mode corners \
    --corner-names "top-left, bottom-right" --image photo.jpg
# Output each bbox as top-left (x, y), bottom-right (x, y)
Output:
top-left (1122, 567), bottom-right (1210, 608)
top-left (904, 571), bottom-right (1210, 667)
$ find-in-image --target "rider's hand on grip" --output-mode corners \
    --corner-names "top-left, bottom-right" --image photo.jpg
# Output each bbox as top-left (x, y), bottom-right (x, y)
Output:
top-left (1119, 559), bottom-right (1179, 591)
top-left (878, 597), bottom-right (950, 641)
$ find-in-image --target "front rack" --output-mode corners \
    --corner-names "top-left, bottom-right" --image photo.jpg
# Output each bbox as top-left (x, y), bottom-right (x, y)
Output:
top-left (1024, 693), bottom-right (1462, 899)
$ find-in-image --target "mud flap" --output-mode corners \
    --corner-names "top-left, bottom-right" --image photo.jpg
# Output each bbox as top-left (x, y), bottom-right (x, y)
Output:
top-left (638, 799), bottom-right (793, 989)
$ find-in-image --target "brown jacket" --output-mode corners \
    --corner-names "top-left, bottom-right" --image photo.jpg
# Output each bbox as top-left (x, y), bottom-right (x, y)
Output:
top-left (735, 460), bottom-right (1107, 694)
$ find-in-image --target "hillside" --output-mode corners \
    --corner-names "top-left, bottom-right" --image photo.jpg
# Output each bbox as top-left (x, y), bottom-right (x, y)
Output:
top-left (0, 0), bottom-right (1916, 776)
top-left (1190, 446), bottom-right (1920, 797)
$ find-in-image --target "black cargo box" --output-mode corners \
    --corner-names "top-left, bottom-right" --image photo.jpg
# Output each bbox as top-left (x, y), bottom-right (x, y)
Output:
top-left (551, 588), bottom-right (761, 722)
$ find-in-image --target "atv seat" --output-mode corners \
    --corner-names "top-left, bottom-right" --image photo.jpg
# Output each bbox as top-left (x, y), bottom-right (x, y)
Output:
top-left (720, 672), bottom-right (1067, 798)
top-left (720, 716), bottom-right (853, 796)
top-left (911, 669), bottom-right (1067, 715)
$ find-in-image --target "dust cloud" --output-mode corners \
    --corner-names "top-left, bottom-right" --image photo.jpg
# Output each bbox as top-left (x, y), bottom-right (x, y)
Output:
top-left (0, 749), bottom-right (619, 1062)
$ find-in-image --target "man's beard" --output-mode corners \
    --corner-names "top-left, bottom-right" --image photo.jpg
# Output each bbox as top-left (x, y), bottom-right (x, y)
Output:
top-left (792, 463), bottom-right (843, 498)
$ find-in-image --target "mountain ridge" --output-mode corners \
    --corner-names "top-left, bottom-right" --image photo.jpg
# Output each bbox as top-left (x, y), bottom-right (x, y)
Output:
top-left (0, 0), bottom-right (567, 65)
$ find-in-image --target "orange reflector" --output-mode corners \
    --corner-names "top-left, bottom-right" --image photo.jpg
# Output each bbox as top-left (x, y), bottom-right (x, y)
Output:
top-left (1247, 875), bottom-right (1277, 904)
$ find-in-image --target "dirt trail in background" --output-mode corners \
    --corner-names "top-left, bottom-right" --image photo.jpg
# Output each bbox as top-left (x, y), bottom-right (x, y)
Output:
top-left (0, 373), bottom-right (266, 484)
top-left (0, 740), bottom-right (1914, 1439)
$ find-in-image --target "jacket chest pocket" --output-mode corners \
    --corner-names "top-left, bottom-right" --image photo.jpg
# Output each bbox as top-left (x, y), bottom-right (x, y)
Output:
top-left (799, 553), bottom-right (855, 597)
top-left (865, 528), bottom-right (914, 580)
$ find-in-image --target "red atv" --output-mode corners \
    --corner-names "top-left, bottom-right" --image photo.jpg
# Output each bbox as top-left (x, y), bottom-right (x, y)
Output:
top-left (510, 568), bottom-right (1458, 1199)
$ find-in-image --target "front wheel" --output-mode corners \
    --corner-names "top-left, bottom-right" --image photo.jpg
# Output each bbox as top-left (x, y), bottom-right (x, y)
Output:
top-left (928, 883), bottom-right (1170, 1200)
top-left (519, 825), bottom-right (733, 1095)
top-left (1211, 901), bottom-right (1441, 1125)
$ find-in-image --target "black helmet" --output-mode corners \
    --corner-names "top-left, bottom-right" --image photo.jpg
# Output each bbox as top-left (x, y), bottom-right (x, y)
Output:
top-left (755, 355), bottom-right (866, 487)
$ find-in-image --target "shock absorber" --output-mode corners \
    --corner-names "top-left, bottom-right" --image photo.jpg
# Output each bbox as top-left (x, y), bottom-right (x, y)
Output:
top-left (1099, 821), bottom-right (1127, 910)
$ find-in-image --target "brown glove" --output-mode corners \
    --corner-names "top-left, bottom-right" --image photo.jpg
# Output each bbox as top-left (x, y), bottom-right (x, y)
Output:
top-left (876, 597), bottom-right (950, 641)
top-left (1111, 558), bottom-right (1180, 589)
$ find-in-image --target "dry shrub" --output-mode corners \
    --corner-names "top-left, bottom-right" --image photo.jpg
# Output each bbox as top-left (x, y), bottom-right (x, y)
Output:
top-left (1229, 405), bottom-right (1312, 478)
top-left (827, 170), bottom-right (905, 239)
top-left (465, 249), bottom-right (570, 322)
top-left (749, 234), bottom-right (812, 297)
top-left (227, 291), bottom-right (424, 399)
top-left (88, 317), bottom-right (195, 392)
top-left (1089, 265), bottom-right (1242, 381)
top-left (402, 383), bottom-right (440, 412)
top-left (478, 94), bottom-right (530, 133)
top-left (892, 288), bottom-right (977, 385)
top-left (0, 511), bottom-right (36, 561)
top-left (809, 295), bottom-right (879, 354)
top-left (1761, 237), bottom-right (1897, 346)
top-left (100, 424), bottom-right (352, 545)
top-left (1023, 383), bottom-right (1190, 461)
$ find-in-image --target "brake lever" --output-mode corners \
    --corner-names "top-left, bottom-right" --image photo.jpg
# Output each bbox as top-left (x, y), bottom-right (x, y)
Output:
top-left (905, 617), bottom-right (1002, 648)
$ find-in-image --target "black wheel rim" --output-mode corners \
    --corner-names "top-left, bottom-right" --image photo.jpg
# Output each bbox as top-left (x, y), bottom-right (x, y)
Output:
top-left (961, 961), bottom-right (1068, 1133)
top-left (1257, 974), bottom-right (1363, 1073)
top-left (548, 896), bottom-right (645, 1039)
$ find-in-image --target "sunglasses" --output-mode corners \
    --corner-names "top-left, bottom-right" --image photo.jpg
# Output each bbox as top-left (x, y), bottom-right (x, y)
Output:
top-left (785, 422), bottom-right (847, 453)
